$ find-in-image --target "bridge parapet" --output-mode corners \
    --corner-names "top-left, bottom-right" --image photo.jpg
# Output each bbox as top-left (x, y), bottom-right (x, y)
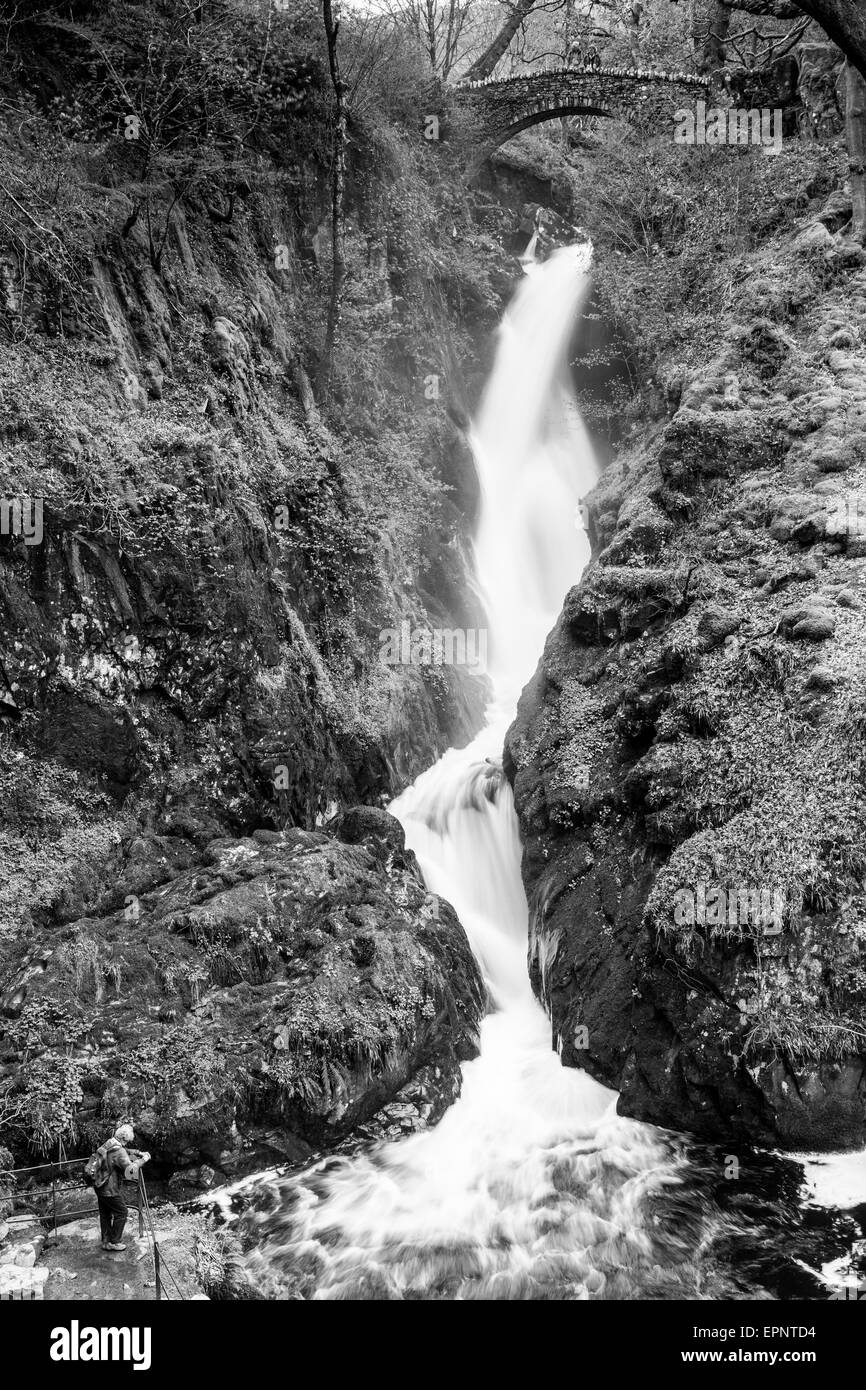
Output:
top-left (455, 65), bottom-right (710, 95)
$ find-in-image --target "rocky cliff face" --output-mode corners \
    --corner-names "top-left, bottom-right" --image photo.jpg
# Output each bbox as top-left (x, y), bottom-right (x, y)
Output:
top-left (0, 173), bottom-right (490, 937)
top-left (506, 194), bottom-right (866, 1151)
top-left (0, 24), bottom-right (522, 1173)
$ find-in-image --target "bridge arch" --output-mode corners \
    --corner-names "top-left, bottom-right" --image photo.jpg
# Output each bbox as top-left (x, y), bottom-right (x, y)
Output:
top-left (468, 103), bottom-right (613, 177)
top-left (493, 102), bottom-right (612, 150)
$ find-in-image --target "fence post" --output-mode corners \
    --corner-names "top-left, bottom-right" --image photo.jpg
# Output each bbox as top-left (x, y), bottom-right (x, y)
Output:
top-left (52, 1141), bottom-right (60, 1236)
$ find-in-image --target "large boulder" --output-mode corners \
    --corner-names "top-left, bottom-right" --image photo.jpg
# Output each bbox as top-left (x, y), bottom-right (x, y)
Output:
top-left (0, 826), bottom-right (484, 1177)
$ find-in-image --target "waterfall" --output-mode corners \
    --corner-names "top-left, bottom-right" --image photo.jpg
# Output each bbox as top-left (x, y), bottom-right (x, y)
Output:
top-left (233, 247), bottom-right (756, 1300)
top-left (471, 242), bottom-right (595, 705)
top-left (396, 244), bottom-right (600, 1015)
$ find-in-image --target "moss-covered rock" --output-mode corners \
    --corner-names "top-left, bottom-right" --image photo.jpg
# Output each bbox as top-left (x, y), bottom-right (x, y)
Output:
top-left (0, 815), bottom-right (485, 1176)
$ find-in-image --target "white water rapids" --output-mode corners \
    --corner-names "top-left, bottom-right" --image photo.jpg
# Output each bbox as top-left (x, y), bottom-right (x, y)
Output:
top-left (233, 247), bottom-right (862, 1301)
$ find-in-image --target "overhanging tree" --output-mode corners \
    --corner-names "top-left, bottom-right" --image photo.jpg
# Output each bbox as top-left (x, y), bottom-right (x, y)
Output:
top-left (469, 0), bottom-right (866, 79)
top-left (726, 0), bottom-right (866, 79)
top-left (700, 0), bottom-right (866, 241)
top-left (465, 0), bottom-right (541, 79)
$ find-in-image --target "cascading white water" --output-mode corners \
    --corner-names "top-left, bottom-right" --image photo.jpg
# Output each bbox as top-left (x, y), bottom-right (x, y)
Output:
top-left (237, 246), bottom-right (736, 1300)
top-left (400, 244), bottom-right (601, 1013)
top-left (471, 243), bottom-right (596, 704)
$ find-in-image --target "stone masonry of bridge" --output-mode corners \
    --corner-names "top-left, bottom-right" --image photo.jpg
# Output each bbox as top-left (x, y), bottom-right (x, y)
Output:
top-left (455, 64), bottom-right (712, 164)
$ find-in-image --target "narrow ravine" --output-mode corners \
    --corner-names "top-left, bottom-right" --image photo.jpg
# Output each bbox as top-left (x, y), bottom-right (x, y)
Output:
top-left (233, 248), bottom-right (864, 1302)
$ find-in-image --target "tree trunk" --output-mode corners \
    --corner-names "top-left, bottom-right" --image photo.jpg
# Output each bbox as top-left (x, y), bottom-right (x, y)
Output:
top-left (629, 0), bottom-right (644, 65)
top-left (423, 0), bottom-right (437, 74)
top-left (561, 0), bottom-right (573, 149)
top-left (465, 0), bottom-right (539, 81)
top-left (319, 0), bottom-right (347, 401)
top-left (701, 0), bottom-right (732, 75)
top-left (686, 0), bottom-right (698, 64)
top-left (847, 60), bottom-right (866, 242)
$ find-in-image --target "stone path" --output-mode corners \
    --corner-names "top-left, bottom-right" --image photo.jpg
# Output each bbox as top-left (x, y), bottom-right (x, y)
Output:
top-left (43, 1219), bottom-right (159, 1301)
top-left (1, 1211), bottom-right (206, 1301)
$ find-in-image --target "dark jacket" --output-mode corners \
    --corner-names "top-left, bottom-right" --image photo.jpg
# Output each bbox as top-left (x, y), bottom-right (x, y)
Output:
top-left (100, 1138), bottom-right (137, 1197)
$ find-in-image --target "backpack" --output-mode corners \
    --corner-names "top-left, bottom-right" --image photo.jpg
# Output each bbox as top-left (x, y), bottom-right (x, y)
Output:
top-left (82, 1141), bottom-right (114, 1190)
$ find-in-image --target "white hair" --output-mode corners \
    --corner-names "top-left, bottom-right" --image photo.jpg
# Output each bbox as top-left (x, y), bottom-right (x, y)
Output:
top-left (115, 1124), bottom-right (135, 1144)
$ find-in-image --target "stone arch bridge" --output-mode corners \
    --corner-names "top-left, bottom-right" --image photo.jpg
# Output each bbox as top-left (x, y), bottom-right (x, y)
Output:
top-left (454, 65), bottom-right (711, 169)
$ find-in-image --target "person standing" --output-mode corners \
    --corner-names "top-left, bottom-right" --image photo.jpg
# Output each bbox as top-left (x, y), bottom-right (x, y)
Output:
top-left (90, 1124), bottom-right (150, 1252)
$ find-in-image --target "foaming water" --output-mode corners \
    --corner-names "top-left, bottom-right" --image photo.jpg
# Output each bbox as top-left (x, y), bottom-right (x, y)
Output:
top-left (233, 247), bottom-right (859, 1300)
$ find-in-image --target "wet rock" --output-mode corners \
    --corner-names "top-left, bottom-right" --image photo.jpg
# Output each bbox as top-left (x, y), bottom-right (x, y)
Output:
top-left (167, 1165), bottom-right (222, 1202)
top-left (332, 806), bottom-right (406, 853)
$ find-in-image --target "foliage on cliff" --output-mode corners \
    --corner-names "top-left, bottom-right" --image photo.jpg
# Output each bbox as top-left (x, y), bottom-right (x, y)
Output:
top-left (0, 0), bottom-right (507, 924)
top-left (0, 1), bottom-right (511, 1161)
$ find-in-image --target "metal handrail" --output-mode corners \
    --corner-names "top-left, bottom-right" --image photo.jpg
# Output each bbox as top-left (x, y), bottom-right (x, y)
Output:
top-left (1, 1158), bottom-right (143, 1238)
top-left (0, 1158), bottom-right (86, 1182)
